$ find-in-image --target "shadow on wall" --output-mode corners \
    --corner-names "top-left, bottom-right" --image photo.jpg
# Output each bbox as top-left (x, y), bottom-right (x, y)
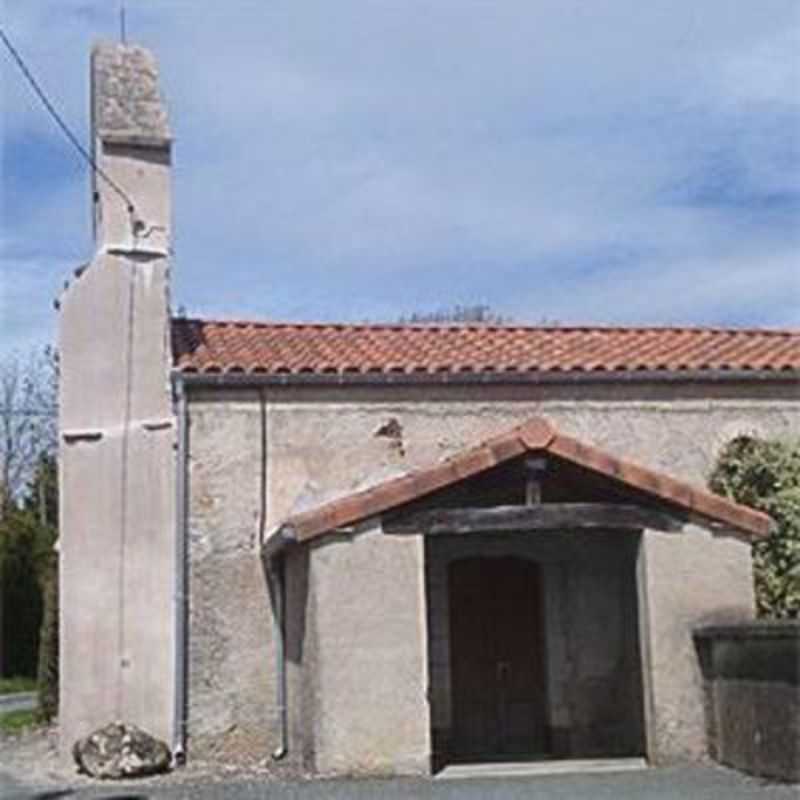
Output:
top-left (695, 623), bottom-right (800, 783)
top-left (262, 544), bottom-right (311, 766)
top-left (261, 542), bottom-right (311, 667)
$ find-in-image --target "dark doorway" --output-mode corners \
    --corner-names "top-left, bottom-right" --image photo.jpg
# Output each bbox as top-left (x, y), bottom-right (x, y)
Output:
top-left (448, 557), bottom-right (547, 761)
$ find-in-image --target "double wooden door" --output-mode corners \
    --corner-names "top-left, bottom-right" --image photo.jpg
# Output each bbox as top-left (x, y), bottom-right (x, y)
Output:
top-left (448, 557), bottom-right (547, 760)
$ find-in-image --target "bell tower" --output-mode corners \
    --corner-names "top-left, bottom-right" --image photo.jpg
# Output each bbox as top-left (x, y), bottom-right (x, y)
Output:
top-left (58, 42), bottom-right (176, 752)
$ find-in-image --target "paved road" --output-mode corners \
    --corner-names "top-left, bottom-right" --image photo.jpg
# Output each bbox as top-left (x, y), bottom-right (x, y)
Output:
top-left (0, 766), bottom-right (796, 800)
top-left (0, 693), bottom-right (36, 715)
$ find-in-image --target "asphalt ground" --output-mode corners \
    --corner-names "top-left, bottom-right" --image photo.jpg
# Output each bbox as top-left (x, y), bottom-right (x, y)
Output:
top-left (0, 695), bottom-right (37, 715)
top-left (0, 765), bottom-right (796, 800)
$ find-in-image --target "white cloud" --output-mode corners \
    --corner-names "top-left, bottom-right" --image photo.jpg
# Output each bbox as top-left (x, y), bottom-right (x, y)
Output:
top-left (1, 0), bottom-right (798, 353)
top-left (504, 245), bottom-right (800, 327)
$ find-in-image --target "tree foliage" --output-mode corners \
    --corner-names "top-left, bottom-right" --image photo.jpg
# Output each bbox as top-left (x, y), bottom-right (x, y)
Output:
top-left (0, 456), bottom-right (57, 678)
top-left (0, 347), bottom-right (59, 718)
top-left (709, 436), bottom-right (800, 619)
top-left (0, 347), bottom-right (58, 505)
top-left (397, 304), bottom-right (512, 325)
top-left (28, 455), bottom-right (59, 721)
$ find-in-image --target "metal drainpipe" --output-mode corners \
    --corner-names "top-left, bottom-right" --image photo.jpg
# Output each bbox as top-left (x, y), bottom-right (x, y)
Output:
top-left (256, 387), bottom-right (288, 762)
top-left (269, 553), bottom-right (288, 760)
top-left (172, 375), bottom-right (189, 765)
top-left (171, 381), bottom-right (287, 763)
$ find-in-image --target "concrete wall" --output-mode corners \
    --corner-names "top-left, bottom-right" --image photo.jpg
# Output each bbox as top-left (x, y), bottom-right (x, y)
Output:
top-left (183, 380), bottom-right (798, 771)
top-left (59, 43), bottom-right (175, 751)
top-left (695, 623), bottom-right (800, 782)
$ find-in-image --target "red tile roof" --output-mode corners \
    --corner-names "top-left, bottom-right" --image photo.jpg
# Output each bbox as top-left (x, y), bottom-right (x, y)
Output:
top-left (172, 318), bottom-right (800, 379)
top-left (265, 417), bottom-right (771, 552)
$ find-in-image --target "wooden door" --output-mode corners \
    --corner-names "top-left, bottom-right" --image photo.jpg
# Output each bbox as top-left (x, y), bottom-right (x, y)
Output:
top-left (448, 557), bottom-right (547, 760)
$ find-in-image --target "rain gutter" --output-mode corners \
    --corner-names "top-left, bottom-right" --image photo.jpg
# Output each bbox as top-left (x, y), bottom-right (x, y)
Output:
top-left (173, 368), bottom-right (799, 389)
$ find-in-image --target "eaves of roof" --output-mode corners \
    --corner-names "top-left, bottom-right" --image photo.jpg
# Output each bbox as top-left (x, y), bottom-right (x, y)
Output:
top-left (172, 318), bottom-right (800, 382)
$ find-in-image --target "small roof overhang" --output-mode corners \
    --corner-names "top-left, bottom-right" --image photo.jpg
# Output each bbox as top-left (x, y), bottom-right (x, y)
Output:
top-left (263, 416), bottom-right (772, 558)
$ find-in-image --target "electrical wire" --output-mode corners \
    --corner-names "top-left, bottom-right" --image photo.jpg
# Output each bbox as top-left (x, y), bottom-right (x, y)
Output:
top-left (0, 409), bottom-right (57, 418)
top-left (0, 26), bottom-right (136, 215)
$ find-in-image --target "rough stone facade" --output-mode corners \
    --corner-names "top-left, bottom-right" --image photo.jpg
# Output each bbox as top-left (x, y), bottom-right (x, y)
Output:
top-left (92, 43), bottom-right (171, 145)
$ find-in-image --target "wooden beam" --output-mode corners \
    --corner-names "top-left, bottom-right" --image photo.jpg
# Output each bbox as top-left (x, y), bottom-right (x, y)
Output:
top-left (524, 456), bottom-right (546, 505)
top-left (384, 503), bottom-right (685, 535)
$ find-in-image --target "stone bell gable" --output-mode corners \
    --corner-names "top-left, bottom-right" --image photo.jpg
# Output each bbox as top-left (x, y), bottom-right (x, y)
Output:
top-left (58, 42), bottom-right (176, 752)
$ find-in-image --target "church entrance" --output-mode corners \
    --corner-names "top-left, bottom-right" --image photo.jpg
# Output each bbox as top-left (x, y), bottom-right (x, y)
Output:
top-left (425, 531), bottom-right (647, 770)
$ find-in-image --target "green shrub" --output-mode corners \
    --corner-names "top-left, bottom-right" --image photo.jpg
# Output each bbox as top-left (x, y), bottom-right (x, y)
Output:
top-left (36, 551), bottom-right (58, 722)
top-left (0, 509), bottom-right (44, 677)
top-left (0, 455), bottom-right (58, 719)
top-left (709, 436), bottom-right (800, 618)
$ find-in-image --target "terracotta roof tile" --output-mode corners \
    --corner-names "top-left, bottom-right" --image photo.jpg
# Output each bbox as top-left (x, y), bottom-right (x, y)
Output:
top-left (269, 416), bottom-right (772, 549)
top-left (172, 318), bottom-right (800, 378)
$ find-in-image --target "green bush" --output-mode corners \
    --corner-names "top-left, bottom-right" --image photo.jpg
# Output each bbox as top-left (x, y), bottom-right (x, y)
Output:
top-left (0, 509), bottom-right (45, 677)
top-left (36, 550), bottom-right (58, 722)
top-left (709, 436), bottom-right (800, 618)
top-left (0, 455), bottom-right (58, 719)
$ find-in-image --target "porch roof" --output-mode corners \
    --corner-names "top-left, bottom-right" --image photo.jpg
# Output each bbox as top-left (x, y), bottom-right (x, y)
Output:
top-left (264, 417), bottom-right (772, 554)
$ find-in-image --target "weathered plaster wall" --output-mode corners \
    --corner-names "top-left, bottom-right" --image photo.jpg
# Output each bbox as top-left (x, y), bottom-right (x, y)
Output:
top-left (59, 247), bottom-right (175, 750)
top-left (306, 522), bottom-right (430, 775)
top-left (59, 42), bottom-right (175, 752)
top-left (185, 397), bottom-right (274, 763)
top-left (639, 524), bottom-right (755, 763)
top-left (184, 380), bottom-right (798, 770)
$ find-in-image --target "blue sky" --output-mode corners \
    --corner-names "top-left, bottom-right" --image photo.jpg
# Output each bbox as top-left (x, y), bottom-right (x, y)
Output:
top-left (1, 0), bottom-right (799, 356)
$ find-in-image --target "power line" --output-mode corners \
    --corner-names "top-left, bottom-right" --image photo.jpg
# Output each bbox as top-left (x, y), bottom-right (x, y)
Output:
top-left (0, 26), bottom-right (136, 215)
top-left (0, 409), bottom-right (57, 418)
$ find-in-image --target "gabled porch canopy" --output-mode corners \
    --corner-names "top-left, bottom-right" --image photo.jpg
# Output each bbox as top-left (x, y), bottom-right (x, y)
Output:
top-left (263, 417), bottom-right (772, 557)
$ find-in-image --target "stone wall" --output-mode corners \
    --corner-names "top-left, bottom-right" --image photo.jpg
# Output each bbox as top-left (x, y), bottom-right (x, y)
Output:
top-left (695, 623), bottom-right (800, 783)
